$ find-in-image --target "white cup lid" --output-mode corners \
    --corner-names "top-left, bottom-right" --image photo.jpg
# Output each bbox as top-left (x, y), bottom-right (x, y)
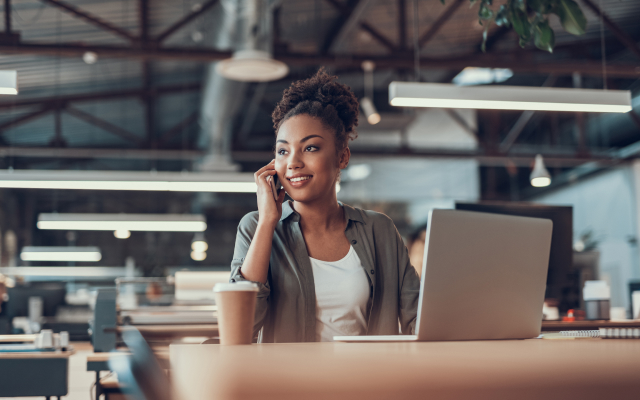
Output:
top-left (213, 282), bottom-right (259, 292)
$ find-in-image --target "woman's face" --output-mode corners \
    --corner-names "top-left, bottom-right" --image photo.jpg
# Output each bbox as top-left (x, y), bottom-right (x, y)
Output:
top-left (275, 114), bottom-right (349, 204)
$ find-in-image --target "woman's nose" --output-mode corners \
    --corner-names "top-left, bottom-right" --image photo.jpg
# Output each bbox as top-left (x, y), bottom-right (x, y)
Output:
top-left (287, 150), bottom-right (304, 169)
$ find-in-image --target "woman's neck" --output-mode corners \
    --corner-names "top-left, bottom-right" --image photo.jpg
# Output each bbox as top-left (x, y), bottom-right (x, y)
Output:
top-left (293, 196), bottom-right (344, 232)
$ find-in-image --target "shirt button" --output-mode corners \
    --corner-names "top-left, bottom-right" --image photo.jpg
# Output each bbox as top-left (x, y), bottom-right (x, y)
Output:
top-left (351, 240), bottom-right (357, 245)
top-left (370, 270), bottom-right (374, 274)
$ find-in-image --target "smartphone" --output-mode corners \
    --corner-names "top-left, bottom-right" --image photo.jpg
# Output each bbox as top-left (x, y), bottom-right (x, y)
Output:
top-left (270, 173), bottom-right (282, 201)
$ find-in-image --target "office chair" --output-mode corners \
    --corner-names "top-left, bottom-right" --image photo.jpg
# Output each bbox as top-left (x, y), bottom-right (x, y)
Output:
top-left (108, 327), bottom-right (172, 400)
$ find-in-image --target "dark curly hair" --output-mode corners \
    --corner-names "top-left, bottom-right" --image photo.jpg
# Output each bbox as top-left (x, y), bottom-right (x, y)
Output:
top-left (272, 68), bottom-right (359, 153)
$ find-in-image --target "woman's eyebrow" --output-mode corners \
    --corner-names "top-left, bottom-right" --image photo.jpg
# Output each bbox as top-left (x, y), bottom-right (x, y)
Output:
top-left (276, 135), bottom-right (324, 144)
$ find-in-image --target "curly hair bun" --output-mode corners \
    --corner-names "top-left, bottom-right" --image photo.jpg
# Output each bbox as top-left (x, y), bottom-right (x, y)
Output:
top-left (272, 68), bottom-right (359, 151)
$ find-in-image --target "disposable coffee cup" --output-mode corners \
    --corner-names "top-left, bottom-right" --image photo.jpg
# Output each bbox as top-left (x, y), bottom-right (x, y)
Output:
top-left (214, 282), bottom-right (259, 345)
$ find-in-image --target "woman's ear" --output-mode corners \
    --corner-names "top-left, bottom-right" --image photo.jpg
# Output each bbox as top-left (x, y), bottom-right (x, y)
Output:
top-left (338, 147), bottom-right (350, 169)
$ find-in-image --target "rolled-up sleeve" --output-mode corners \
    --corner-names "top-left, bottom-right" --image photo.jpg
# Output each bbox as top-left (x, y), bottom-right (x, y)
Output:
top-left (394, 225), bottom-right (420, 335)
top-left (230, 212), bottom-right (271, 336)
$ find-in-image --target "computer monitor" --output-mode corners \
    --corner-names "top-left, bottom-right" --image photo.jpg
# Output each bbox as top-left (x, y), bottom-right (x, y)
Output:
top-left (455, 202), bottom-right (573, 310)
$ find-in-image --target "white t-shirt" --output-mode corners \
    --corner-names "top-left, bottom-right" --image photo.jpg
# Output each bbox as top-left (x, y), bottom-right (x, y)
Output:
top-left (310, 245), bottom-right (370, 342)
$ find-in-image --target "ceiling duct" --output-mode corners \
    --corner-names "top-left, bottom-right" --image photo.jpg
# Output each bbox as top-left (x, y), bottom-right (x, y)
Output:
top-left (198, 0), bottom-right (282, 172)
top-left (215, 0), bottom-right (288, 82)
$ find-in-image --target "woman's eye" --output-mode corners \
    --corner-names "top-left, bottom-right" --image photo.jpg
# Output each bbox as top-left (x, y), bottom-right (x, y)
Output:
top-left (277, 149), bottom-right (287, 155)
top-left (306, 146), bottom-right (319, 152)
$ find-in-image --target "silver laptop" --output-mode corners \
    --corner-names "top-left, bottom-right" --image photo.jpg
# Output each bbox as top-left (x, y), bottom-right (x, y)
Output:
top-left (334, 209), bottom-right (553, 342)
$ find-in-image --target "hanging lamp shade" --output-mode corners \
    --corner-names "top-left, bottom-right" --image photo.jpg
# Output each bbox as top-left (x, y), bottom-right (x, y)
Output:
top-left (216, 50), bottom-right (289, 82)
top-left (360, 97), bottom-right (381, 125)
top-left (530, 154), bottom-right (552, 187)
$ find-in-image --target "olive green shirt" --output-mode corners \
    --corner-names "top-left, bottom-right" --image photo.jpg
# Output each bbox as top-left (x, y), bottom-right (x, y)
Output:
top-left (230, 201), bottom-right (420, 343)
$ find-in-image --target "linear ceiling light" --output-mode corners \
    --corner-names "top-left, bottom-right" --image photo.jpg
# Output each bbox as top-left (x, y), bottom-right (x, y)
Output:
top-left (0, 170), bottom-right (257, 192)
top-left (37, 214), bottom-right (207, 232)
top-left (389, 82), bottom-right (632, 113)
top-left (0, 70), bottom-right (17, 95)
top-left (20, 246), bottom-right (102, 262)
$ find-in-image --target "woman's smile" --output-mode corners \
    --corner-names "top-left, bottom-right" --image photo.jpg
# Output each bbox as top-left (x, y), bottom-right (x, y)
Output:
top-left (287, 174), bottom-right (313, 187)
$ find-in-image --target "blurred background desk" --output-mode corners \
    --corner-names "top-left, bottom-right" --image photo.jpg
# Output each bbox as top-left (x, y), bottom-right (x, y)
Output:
top-left (171, 340), bottom-right (640, 400)
top-left (0, 350), bottom-right (74, 399)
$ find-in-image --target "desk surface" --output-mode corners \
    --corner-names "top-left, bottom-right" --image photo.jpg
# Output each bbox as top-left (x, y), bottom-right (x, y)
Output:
top-left (0, 349), bottom-right (75, 359)
top-left (171, 340), bottom-right (640, 400)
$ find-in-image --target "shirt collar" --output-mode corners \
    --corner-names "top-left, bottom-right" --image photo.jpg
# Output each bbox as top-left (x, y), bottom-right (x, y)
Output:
top-left (280, 200), bottom-right (365, 224)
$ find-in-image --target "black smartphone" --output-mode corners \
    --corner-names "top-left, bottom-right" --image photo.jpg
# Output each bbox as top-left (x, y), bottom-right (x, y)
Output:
top-left (270, 173), bottom-right (282, 201)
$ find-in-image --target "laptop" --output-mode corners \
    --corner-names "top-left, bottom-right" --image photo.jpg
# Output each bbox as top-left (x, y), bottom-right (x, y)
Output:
top-left (334, 209), bottom-right (553, 342)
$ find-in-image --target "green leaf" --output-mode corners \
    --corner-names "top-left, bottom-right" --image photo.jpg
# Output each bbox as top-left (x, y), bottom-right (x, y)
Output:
top-left (511, 0), bottom-right (527, 12)
top-left (478, 4), bottom-right (494, 21)
top-left (529, 0), bottom-right (554, 13)
top-left (556, 0), bottom-right (587, 35)
top-left (533, 19), bottom-right (556, 52)
top-left (495, 5), bottom-right (510, 27)
top-left (509, 8), bottom-right (531, 40)
top-left (481, 25), bottom-right (490, 52)
top-left (519, 37), bottom-right (529, 48)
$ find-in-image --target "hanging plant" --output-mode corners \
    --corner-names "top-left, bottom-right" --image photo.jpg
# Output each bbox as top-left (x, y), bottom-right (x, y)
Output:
top-left (442, 0), bottom-right (588, 53)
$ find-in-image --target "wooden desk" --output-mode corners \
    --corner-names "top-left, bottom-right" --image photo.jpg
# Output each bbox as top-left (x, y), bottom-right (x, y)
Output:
top-left (542, 320), bottom-right (640, 331)
top-left (0, 350), bottom-right (74, 399)
top-left (171, 340), bottom-right (640, 400)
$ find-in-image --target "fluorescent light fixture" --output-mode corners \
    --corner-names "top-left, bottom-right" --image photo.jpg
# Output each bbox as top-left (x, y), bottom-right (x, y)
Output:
top-left (0, 170), bottom-right (257, 192)
top-left (0, 70), bottom-right (18, 95)
top-left (389, 82), bottom-right (632, 113)
top-left (453, 67), bottom-right (513, 86)
top-left (360, 97), bottom-right (381, 125)
top-left (37, 214), bottom-right (207, 232)
top-left (20, 246), bottom-right (102, 262)
top-left (530, 154), bottom-right (551, 187)
top-left (114, 229), bottom-right (131, 239)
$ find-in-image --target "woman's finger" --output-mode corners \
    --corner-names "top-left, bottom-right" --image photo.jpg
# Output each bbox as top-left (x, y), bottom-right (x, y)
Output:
top-left (254, 160), bottom-right (276, 180)
top-left (257, 170), bottom-right (276, 188)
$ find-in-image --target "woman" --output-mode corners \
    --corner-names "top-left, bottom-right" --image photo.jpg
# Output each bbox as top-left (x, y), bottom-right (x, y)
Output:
top-left (230, 69), bottom-right (420, 343)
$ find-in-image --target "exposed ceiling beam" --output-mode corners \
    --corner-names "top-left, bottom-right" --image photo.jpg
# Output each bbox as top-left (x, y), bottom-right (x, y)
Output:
top-left (359, 22), bottom-right (398, 53)
top-left (4, 0), bottom-right (12, 34)
top-left (0, 146), bottom-right (205, 160)
top-left (232, 149), bottom-right (621, 168)
top-left (65, 106), bottom-right (143, 145)
top-left (499, 75), bottom-right (558, 152)
top-left (582, 0), bottom-right (640, 60)
top-left (418, 0), bottom-right (465, 49)
top-left (39, 0), bottom-right (137, 43)
top-left (524, 132), bottom-right (640, 198)
top-left (324, 0), bottom-right (397, 53)
top-left (398, 0), bottom-right (406, 50)
top-left (0, 42), bottom-right (233, 61)
top-left (0, 106), bottom-right (53, 132)
top-left (0, 83), bottom-right (201, 109)
top-left (159, 111), bottom-right (199, 145)
top-left (155, 0), bottom-right (220, 43)
top-left (0, 42), bottom-right (639, 78)
top-left (322, 0), bottom-right (362, 54)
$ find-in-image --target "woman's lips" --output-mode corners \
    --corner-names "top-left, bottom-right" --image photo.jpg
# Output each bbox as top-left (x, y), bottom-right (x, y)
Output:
top-left (287, 176), bottom-right (312, 188)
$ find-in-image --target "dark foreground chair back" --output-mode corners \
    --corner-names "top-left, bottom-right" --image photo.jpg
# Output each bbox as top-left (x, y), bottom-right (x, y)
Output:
top-left (108, 327), bottom-right (172, 400)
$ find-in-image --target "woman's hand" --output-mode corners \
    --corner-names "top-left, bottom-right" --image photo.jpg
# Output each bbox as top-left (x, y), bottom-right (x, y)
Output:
top-left (254, 159), bottom-right (286, 229)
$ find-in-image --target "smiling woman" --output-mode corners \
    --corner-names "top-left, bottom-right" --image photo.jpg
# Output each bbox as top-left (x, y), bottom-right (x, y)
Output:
top-left (229, 69), bottom-right (420, 343)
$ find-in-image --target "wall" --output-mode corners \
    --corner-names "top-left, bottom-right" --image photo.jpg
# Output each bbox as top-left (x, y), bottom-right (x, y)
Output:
top-left (533, 165), bottom-right (640, 310)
